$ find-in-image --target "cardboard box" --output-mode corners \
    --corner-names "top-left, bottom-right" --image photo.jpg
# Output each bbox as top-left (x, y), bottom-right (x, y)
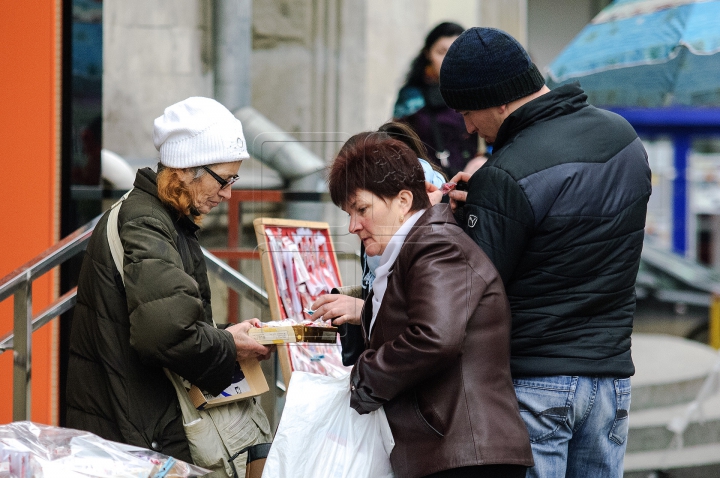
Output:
top-left (186, 358), bottom-right (269, 410)
top-left (249, 325), bottom-right (338, 345)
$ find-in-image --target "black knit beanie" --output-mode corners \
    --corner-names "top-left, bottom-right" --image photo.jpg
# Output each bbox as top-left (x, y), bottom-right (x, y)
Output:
top-left (439, 27), bottom-right (545, 110)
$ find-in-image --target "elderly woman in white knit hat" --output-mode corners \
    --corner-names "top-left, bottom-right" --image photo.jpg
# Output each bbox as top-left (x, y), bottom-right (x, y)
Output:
top-left (66, 97), bottom-right (272, 474)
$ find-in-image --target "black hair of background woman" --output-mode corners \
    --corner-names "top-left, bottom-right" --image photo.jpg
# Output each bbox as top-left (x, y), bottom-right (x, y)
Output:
top-left (404, 22), bottom-right (465, 88)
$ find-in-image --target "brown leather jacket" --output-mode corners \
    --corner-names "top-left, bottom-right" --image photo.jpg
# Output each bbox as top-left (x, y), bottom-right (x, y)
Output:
top-left (350, 205), bottom-right (533, 478)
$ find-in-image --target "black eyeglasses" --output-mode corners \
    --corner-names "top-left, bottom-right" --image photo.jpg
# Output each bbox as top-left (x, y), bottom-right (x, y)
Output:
top-left (202, 166), bottom-right (239, 190)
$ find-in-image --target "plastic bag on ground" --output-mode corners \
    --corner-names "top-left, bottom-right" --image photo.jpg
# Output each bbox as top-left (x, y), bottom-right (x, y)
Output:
top-left (262, 372), bottom-right (394, 478)
top-left (0, 421), bottom-right (209, 478)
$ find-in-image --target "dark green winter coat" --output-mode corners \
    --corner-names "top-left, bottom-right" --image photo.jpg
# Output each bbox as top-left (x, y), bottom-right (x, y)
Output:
top-left (66, 167), bottom-right (236, 461)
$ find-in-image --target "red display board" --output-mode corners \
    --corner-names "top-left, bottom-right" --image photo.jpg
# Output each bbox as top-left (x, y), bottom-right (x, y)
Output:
top-left (254, 219), bottom-right (342, 321)
top-left (253, 218), bottom-right (351, 387)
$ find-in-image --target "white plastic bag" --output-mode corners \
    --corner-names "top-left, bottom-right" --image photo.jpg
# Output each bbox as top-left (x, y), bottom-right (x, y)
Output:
top-left (262, 372), bottom-right (394, 478)
top-left (0, 421), bottom-right (209, 477)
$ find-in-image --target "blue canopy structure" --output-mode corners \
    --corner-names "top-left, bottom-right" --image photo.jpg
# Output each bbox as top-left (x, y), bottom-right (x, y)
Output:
top-left (547, 0), bottom-right (720, 256)
top-left (548, 0), bottom-right (720, 108)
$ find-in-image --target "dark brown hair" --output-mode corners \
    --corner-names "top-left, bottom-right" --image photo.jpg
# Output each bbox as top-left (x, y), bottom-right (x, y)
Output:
top-left (377, 121), bottom-right (447, 181)
top-left (328, 132), bottom-right (431, 212)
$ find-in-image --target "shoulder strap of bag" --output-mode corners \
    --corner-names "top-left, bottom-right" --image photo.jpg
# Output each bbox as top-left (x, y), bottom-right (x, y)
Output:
top-left (105, 190), bottom-right (203, 416)
top-left (107, 189), bottom-right (193, 286)
top-left (107, 191), bottom-right (250, 475)
top-left (104, 190), bottom-right (203, 420)
top-left (163, 369), bottom-right (202, 422)
top-left (107, 189), bottom-right (133, 286)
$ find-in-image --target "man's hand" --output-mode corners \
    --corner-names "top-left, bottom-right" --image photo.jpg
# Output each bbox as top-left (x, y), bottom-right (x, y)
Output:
top-left (426, 181), bottom-right (443, 206)
top-left (310, 294), bottom-right (364, 326)
top-left (448, 171), bottom-right (471, 213)
top-left (226, 319), bottom-right (274, 362)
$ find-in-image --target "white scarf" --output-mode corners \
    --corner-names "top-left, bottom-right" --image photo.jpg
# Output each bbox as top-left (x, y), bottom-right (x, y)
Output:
top-left (369, 209), bottom-right (425, 339)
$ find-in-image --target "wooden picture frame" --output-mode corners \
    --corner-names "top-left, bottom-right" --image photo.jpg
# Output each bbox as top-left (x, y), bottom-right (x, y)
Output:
top-left (253, 218), bottom-right (348, 388)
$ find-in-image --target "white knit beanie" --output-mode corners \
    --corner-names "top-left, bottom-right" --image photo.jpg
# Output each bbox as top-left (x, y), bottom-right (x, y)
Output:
top-left (153, 97), bottom-right (250, 168)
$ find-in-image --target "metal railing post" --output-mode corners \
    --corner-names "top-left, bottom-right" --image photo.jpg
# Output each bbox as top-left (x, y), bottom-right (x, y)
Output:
top-left (13, 272), bottom-right (32, 421)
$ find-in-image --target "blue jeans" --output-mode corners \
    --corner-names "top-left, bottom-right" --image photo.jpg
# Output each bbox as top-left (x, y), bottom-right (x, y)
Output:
top-left (512, 376), bottom-right (631, 478)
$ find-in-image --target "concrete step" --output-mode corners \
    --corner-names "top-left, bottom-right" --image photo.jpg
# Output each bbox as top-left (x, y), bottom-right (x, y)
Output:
top-left (627, 389), bottom-right (720, 453)
top-left (631, 334), bottom-right (719, 410)
top-left (624, 442), bottom-right (720, 478)
top-left (623, 335), bottom-right (720, 476)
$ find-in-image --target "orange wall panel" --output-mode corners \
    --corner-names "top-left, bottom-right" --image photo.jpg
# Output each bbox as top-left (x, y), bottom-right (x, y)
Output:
top-left (0, 1), bottom-right (60, 424)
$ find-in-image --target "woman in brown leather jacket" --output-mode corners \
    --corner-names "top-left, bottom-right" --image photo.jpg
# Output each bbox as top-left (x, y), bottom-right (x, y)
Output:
top-left (327, 132), bottom-right (533, 478)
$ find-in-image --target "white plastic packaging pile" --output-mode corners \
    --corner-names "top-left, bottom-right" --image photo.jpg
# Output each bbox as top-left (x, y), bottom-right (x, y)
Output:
top-left (0, 421), bottom-right (209, 478)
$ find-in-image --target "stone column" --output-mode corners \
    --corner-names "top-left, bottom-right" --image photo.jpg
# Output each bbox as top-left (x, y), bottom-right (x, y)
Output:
top-left (103, 0), bottom-right (214, 160)
top-left (478, 0), bottom-right (528, 46)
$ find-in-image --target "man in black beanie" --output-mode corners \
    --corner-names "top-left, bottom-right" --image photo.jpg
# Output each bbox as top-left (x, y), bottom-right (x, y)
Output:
top-left (440, 27), bottom-right (651, 478)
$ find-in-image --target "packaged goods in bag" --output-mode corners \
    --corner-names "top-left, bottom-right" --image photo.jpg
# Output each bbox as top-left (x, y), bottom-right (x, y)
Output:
top-left (0, 421), bottom-right (209, 478)
top-left (262, 372), bottom-right (394, 478)
top-left (285, 342), bottom-right (351, 378)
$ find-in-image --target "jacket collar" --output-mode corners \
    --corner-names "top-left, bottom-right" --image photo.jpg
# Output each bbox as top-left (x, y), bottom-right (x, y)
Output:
top-left (133, 166), bottom-right (159, 197)
top-left (133, 166), bottom-right (200, 234)
top-left (493, 83), bottom-right (589, 151)
top-left (360, 204), bottom-right (456, 345)
top-left (405, 203), bottom-right (457, 243)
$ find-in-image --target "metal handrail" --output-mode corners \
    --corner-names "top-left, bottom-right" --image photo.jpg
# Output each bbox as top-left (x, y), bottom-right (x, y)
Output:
top-left (0, 254), bottom-right (269, 351)
top-left (0, 215), bottom-right (101, 421)
top-left (201, 246), bottom-right (269, 307)
top-left (0, 288), bottom-right (78, 353)
top-left (0, 214), bottom-right (270, 422)
top-left (0, 217), bottom-right (100, 304)
top-left (641, 238), bottom-right (720, 295)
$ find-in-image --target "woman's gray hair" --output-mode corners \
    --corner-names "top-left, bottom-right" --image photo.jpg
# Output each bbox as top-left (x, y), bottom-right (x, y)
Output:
top-left (156, 162), bottom-right (207, 180)
top-left (192, 166), bottom-right (206, 180)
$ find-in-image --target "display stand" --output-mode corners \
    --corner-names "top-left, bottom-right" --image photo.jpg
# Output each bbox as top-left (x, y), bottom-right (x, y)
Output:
top-left (253, 218), bottom-right (352, 388)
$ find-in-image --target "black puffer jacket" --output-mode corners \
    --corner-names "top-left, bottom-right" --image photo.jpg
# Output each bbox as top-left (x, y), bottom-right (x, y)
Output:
top-left (460, 84), bottom-right (651, 378)
top-left (66, 168), bottom-right (236, 460)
